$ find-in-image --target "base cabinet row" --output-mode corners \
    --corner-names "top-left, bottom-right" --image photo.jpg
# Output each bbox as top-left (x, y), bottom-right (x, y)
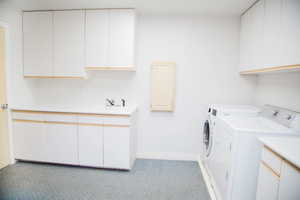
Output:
top-left (256, 147), bottom-right (300, 200)
top-left (13, 116), bottom-right (136, 170)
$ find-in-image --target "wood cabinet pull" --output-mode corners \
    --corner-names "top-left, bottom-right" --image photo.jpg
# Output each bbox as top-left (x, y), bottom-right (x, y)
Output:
top-left (261, 161), bottom-right (280, 178)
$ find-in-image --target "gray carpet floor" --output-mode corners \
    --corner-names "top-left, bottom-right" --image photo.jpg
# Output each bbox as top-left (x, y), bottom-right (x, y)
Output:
top-left (0, 159), bottom-right (210, 200)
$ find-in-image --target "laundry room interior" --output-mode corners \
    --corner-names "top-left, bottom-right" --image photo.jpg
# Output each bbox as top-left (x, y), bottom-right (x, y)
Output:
top-left (0, 0), bottom-right (299, 200)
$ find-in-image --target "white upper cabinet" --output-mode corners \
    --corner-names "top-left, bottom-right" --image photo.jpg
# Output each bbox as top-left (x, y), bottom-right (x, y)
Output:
top-left (239, 0), bottom-right (264, 72)
top-left (240, 10), bottom-right (251, 72)
top-left (85, 10), bottom-right (109, 68)
top-left (23, 11), bottom-right (53, 77)
top-left (108, 9), bottom-right (135, 68)
top-left (53, 10), bottom-right (85, 77)
top-left (85, 9), bottom-right (135, 70)
top-left (250, 0), bottom-right (265, 70)
top-left (263, 0), bottom-right (283, 68)
top-left (240, 0), bottom-right (300, 74)
top-left (281, 0), bottom-right (300, 66)
top-left (23, 9), bottom-right (136, 77)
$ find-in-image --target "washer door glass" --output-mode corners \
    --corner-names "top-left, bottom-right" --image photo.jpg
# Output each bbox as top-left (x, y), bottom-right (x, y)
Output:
top-left (203, 120), bottom-right (212, 157)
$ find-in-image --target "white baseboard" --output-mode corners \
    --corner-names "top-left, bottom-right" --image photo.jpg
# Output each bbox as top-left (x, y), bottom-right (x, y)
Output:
top-left (198, 159), bottom-right (217, 200)
top-left (137, 152), bottom-right (199, 161)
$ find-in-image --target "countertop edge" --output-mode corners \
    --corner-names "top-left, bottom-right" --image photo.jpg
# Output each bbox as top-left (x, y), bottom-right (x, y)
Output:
top-left (10, 106), bottom-right (138, 116)
top-left (259, 137), bottom-right (300, 169)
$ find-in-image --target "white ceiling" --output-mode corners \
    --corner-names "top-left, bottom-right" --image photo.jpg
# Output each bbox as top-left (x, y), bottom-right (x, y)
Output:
top-left (13, 0), bottom-right (256, 16)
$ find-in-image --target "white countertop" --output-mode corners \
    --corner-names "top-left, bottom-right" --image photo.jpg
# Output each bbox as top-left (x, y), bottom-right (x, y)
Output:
top-left (259, 136), bottom-right (300, 168)
top-left (10, 105), bottom-right (138, 116)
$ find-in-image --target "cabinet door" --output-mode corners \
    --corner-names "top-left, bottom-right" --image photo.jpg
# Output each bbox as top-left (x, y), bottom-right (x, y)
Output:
top-left (278, 161), bottom-right (300, 200)
top-left (263, 0), bottom-right (283, 68)
top-left (103, 126), bottom-right (130, 169)
top-left (23, 11), bottom-right (53, 76)
top-left (151, 62), bottom-right (176, 111)
top-left (249, 0), bottom-right (265, 70)
top-left (53, 10), bottom-right (85, 77)
top-left (78, 125), bottom-right (103, 167)
top-left (13, 121), bottom-right (46, 161)
top-left (85, 10), bottom-right (109, 68)
top-left (281, 0), bottom-right (300, 66)
top-left (256, 162), bottom-right (279, 200)
top-left (240, 1), bottom-right (265, 72)
top-left (108, 9), bottom-right (135, 67)
top-left (44, 123), bottom-right (78, 165)
top-left (240, 11), bottom-right (251, 72)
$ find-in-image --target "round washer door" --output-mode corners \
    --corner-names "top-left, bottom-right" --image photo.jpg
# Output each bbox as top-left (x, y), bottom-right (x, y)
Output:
top-left (203, 120), bottom-right (213, 157)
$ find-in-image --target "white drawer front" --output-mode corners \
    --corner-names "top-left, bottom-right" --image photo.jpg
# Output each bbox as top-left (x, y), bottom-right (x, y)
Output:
top-left (262, 147), bottom-right (282, 175)
top-left (44, 113), bottom-right (78, 123)
top-left (12, 112), bottom-right (46, 121)
top-left (78, 115), bottom-right (103, 124)
top-left (102, 116), bottom-right (130, 125)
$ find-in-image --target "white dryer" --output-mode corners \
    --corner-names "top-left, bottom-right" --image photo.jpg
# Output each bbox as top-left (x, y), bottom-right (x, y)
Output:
top-left (202, 105), bottom-right (260, 176)
top-left (209, 105), bottom-right (300, 200)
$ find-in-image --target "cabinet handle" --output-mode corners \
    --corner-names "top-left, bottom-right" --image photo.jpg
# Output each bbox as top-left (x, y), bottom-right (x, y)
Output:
top-left (261, 161), bottom-right (280, 178)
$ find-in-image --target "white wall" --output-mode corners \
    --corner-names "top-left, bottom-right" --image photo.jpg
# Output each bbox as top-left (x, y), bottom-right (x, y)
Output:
top-left (135, 15), bottom-right (256, 160)
top-left (254, 72), bottom-right (300, 112)
top-left (1, 1), bottom-right (258, 161)
top-left (0, 1), bottom-right (37, 106)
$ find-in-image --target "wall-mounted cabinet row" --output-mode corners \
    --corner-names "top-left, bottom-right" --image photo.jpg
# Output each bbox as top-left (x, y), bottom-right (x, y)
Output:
top-left (12, 111), bottom-right (137, 170)
top-left (240, 0), bottom-right (300, 74)
top-left (23, 9), bottom-right (135, 78)
top-left (86, 9), bottom-right (135, 69)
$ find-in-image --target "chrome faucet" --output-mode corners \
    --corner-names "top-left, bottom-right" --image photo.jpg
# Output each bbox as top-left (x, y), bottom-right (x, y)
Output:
top-left (106, 99), bottom-right (115, 107)
top-left (286, 114), bottom-right (293, 120)
top-left (121, 99), bottom-right (126, 107)
top-left (273, 110), bottom-right (279, 117)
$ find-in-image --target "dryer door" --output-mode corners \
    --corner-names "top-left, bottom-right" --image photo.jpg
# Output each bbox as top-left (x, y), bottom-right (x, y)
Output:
top-left (203, 120), bottom-right (213, 157)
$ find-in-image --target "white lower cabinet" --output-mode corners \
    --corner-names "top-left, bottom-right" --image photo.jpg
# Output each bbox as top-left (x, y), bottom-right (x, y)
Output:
top-left (78, 125), bottom-right (103, 167)
top-left (256, 162), bottom-right (280, 200)
top-left (278, 162), bottom-right (300, 200)
top-left (13, 121), bottom-right (46, 162)
top-left (103, 126), bottom-right (130, 169)
top-left (257, 146), bottom-right (300, 200)
top-left (44, 123), bottom-right (78, 165)
top-left (12, 110), bottom-right (137, 170)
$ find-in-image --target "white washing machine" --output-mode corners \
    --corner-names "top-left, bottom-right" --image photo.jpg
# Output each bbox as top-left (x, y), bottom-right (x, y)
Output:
top-left (202, 105), bottom-right (261, 179)
top-left (209, 105), bottom-right (300, 200)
